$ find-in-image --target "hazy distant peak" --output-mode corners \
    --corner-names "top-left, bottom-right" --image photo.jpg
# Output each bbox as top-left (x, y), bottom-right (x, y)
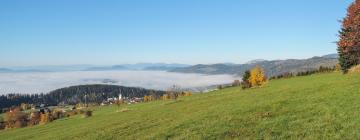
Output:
top-left (246, 59), bottom-right (267, 64)
top-left (321, 53), bottom-right (339, 59)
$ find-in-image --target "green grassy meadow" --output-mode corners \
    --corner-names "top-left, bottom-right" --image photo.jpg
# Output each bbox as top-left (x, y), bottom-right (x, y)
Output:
top-left (1, 72), bottom-right (360, 139)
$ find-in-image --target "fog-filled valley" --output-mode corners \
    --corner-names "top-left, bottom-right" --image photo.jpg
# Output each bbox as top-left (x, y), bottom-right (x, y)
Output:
top-left (0, 70), bottom-right (237, 94)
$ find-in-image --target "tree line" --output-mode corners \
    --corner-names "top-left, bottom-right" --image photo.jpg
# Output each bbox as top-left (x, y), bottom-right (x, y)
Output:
top-left (144, 85), bottom-right (193, 101)
top-left (269, 65), bottom-right (339, 80)
top-left (0, 84), bottom-right (165, 113)
top-left (228, 65), bottom-right (339, 90)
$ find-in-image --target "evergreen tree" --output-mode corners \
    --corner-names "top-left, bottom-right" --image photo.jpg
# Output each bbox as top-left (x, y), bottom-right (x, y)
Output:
top-left (242, 70), bottom-right (251, 82)
top-left (241, 70), bottom-right (252, 89)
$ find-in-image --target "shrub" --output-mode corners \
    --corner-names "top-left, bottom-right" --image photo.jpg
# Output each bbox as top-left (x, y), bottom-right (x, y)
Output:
top-left (52, 110), bottom-right (65, 120)
top-left (0, 122), bottom-right (5, 130)
top-left (66, 110), bottom-right (78, 117)
top-left (14, 120), bottom-right (27, 128)
top-left (241, 81), bottom-right (252, 89)
top-left (349, 64), bottom-right (360, 73)
top-left (217, 85), bottom-right (223, 90)
top-left (184, 92), bottom-right (193, 96)
top-left (0, 117), bottom-right (5, 130)
top-left (232, 80), bottom-right (241, 87)
top-left (83, 110), bottom-right (92, 118)
top-left (77, 109), bottom-right (85, 115)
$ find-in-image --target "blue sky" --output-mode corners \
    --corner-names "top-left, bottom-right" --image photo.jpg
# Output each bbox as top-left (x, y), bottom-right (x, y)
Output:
top-left (0, 0), bottom-right (354, 67)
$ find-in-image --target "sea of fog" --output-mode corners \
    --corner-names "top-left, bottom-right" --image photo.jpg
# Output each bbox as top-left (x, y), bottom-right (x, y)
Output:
top-left (0, 71), bottom-right (238, 94)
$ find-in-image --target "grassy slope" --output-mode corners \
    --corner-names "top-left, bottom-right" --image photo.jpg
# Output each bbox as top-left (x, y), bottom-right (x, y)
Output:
top-left (1, 73), bottom-right (360, 140)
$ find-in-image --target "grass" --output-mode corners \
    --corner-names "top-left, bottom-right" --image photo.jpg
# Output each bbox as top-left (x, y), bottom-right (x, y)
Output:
top-left (1, 72), bottom-right (360, 139)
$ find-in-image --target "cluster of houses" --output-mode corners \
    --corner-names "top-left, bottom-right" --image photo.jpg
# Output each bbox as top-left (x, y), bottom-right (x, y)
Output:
top-left (27, 103), bottom-right (72, 114)
top-left (2, 94), bottom-right (144, 114)
top-left (100, 94), bottom-right (143, 106)
top-left (24, 94), bottom-right (144, 110)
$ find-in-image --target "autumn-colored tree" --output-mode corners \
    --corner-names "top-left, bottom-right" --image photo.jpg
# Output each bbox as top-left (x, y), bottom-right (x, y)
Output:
top-left (168, 91), bottom-right (179, 100)
top-left (349, 64), bottom-right (360, 73)
top-left (178, 92), bottom-right (185, 97)
top-left (335, 63), bottom-right (342, 72)
top-left (184, 91), bottom-right (193, 96)
top-left (144, 95), bottom-right (155, 102)
top-left (167, 85), bottom-right (181, 100)
top-left (144, 95), bottom-right (150, 102)
top-left (4, 107), bottom-right (28, 129)
top-left (250, 65), bottom-right (267, 87)
top-left (162, 94), bottom-right (171, 100)
top-left (28, 111), bottom-right (41, 126)
top-left (40, 112), bottom-right (52, 124)
top-left (149, 95), bottom-right (155, 101)
top-left (338, 0), bottom-right (360, 73)
top-left (149, 91), bottom-right (159, 100)
top-left (20, 103), bottom-right (31, 111)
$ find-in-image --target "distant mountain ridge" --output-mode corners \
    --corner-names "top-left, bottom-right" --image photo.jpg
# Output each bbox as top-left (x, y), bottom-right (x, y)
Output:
top-left (170, 54), bottom-right (339, 77)
top-left (85, 63), bottom-right (190, 71)
top-left (0, 68), bottom-right (12, 72)
top-left (84, 65), bottom-right (129, 71)
top-left (246, 59), bottom-right (267, 64)
top-left (0, 63), bottom-right (190, 73)
top-left (321, 54), bottom-right (339, 59)
top-left (0, 54), bottom-right (338, 76)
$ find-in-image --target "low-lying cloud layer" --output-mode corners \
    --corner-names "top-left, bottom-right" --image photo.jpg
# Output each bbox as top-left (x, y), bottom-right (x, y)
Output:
top-left (0, 71), bottom-right (238, 94)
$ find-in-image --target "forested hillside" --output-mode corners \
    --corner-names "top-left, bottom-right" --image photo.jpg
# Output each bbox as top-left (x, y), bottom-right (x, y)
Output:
top-left (170, 55), bottom-right (338, 76)
top-left (0, 85), bottom-right (165, 112)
